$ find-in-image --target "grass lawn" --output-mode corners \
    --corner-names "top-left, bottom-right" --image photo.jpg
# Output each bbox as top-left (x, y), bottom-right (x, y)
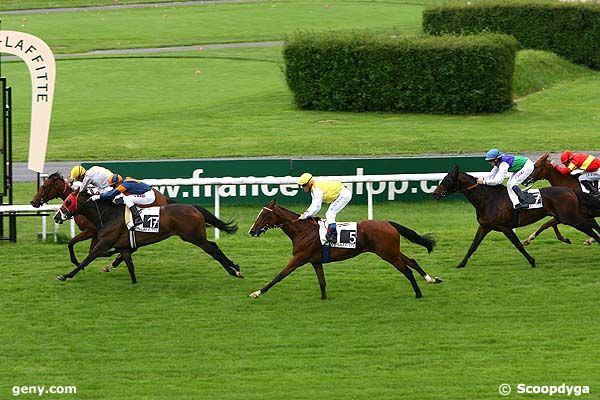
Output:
top-left (1, 182), bottom-right (598, 399)
top-left (2, 45), bottom-right (599, 161)
top-left (0, 1), bottom-right (425, 53)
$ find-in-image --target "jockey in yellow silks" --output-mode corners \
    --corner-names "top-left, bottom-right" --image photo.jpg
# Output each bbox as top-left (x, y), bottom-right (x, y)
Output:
top-left (69, 165), bottom-right (113, 194)
top-left (297, 172), bottom-right (352, 243)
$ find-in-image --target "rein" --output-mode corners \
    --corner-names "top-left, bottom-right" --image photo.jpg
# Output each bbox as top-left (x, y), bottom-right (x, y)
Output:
top-left (459, 182), bottom-right (479, 192)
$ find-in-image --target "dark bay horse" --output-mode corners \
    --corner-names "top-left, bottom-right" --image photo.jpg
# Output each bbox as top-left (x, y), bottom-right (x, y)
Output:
top-left (432, 165), bottom-right (600, 268)
top-left (31, 172), bottom-right (170, 267)
top-left (522, 153), bottom-right (600, 246)
top-left (248, 200), bottom-right (442, 299)
top-left (53, 191), bottom-right (241, 283)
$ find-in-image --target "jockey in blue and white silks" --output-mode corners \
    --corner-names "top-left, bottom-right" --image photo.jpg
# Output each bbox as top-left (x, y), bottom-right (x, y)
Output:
top-left (92, 174), bottom-right (155, 227)
top-left (476, 149), bottom-right (534, 210)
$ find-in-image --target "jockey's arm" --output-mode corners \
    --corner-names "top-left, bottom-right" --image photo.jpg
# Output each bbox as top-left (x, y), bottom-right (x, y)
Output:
top-left (100, 185), bottom-right (126, 201)
top-left (304, 188), bottom-right (324, 217)
top-left (483, 163), bottom-right (509, 185)
top-left (554, 163), bottom-right (574, 175)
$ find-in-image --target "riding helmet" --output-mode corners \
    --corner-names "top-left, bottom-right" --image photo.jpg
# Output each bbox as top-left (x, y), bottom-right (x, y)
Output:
top-left (70, 165), bottom-right (86, 181)
top-left (298, 172), bottom-right (314, 186)
top-left (484, 149), bottom-right (502, 160)
top-left (108, 174), bottom-right (124, 186)
top-left (560, 150), bottom-right (573, 164)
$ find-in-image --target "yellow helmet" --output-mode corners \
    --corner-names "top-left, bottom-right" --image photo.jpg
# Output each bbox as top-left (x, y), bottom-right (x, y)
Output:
top-left (298, 172), bottom-right (314, 186)
top-left (70, 165), bottom-right (86, 181)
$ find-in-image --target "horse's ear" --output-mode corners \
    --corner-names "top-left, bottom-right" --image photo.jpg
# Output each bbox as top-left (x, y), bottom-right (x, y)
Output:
top-left (266, 199), bottom-right (276, 206)
top-left (450, 164), bottom-right (459, 176)
top-left (542, 152), bottom-right (550, 160)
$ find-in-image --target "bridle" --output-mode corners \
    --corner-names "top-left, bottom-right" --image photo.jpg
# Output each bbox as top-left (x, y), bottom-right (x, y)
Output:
top-left (37, 177), bottom-right (70, 205)
top-left (251, 205), bottom-right (315, 235)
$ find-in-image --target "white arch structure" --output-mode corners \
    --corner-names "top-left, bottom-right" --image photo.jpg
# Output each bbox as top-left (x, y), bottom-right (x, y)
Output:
top-left (1, 30), bottom-right (55, 173)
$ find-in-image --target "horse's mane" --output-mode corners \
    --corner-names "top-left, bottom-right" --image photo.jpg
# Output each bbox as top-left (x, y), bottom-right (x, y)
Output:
top-left (274, 203), bottom-right (320, 221)
top-left (48, 171), bottom-right (63, 179)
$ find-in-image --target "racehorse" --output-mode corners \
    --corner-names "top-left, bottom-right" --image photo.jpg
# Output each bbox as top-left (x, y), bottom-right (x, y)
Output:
top-left (248, 200), bottom-right (442, 299)
top-left (432, 165), bottom-right (600, 268)
top-left (31, 172), bottom-right (169, 268)
top-left (53, 191), bottom-right (242, 283)
top-left (522, 153), bottom-right (600, 246)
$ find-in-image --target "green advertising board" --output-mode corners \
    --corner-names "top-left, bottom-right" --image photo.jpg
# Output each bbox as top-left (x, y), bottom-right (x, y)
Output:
top-left (85, 156), bottom-right (488, 205)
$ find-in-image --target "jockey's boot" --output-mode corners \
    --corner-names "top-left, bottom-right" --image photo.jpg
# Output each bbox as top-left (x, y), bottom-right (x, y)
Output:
top-left (326, 223), bottom-right (337, 243)
top-left (512, 186), bottom-right (528, 210)
top-left (581, 181), bottom-right (600, 200)
top-left (129, 205), bottom-right (143, 227)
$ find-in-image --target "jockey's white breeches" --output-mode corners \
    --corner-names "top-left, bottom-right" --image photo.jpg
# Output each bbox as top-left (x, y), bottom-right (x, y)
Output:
top-left (578, 171), bottom-right (600, 182)
top-left (506, 159), bottom-right (534, 206)
top-left (118, 190), bottom-right (156, 208)
top-left (325, 187), bottom-right (352, 226)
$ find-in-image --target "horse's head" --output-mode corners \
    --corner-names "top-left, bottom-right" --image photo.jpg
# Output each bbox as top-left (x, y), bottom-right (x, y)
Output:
top-left (53, 192), bottom-right (82, 224)
top-left (524, 153), bottom-right (552, 185)
top-left (433, 165), bottom-right (460, 200)
top-left (31, 172), bottom-right (70, 207)
top-left (249, 200), bottom-right (280, 237)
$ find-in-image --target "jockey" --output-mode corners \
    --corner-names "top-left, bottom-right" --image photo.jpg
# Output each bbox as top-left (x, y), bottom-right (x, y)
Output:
top-left (554, 151), bottom-right (600, 200)
top-left (70, 165), bottom-right (113, 193)
top-left (476, 149), bottom-right (534, 210)
top-left (297, 172), bottom-right (352, 243)
top-left (91, 174), bottom-right (155, 227)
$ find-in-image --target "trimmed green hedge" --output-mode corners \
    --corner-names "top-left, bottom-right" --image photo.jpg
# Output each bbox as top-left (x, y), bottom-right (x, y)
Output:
top-left (283, 31), bottom-right (517, 114)
top-left (423, 0), bottom-right (600, 69)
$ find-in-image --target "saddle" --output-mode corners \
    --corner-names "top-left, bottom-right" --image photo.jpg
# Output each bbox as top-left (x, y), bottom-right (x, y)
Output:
top-left (518, 189), bottom-right (543, 210)
top-left (124, 207), bottom-right (161, 233)
top-left (318, 221), bottom-right (357, 249)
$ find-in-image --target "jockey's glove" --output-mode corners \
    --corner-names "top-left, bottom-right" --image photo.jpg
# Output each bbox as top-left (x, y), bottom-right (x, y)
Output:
top-left (90, 195), bottom-right (101, 201)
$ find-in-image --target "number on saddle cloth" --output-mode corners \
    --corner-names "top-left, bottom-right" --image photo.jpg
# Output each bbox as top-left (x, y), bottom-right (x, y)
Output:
top-left (318, 221), bottom-right (358, 249)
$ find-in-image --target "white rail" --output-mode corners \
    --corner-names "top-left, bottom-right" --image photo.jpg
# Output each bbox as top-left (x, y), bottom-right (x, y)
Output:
top-left (6, 172), bottom-right (487, 241)
top-left (0, 204), bottom-right (76, 241)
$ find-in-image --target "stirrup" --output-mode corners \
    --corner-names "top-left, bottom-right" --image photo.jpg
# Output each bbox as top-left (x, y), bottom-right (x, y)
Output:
top-left (514, 202), bottom-right (528, 210)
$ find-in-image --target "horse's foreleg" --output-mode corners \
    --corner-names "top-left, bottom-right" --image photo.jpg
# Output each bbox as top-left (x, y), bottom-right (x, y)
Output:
top-left (572, 219), bottom-right (600, 246)
top-left (66, 230), bottom-right (96, 266)
top-left (311, 262), bottom-right (327, 300)
top-left (500, 227), bottom-right (536, 267)
top-left (250, 257), bottom-right (305, 299)
top-left (522, 218), bottom-right (571, 246)
top-left (57, 245), bottom-right (108, 281)
top-left (457, 225), bottom-right (491, 268)
top-left (198, 240), bottom-right (243, 278)
top-left (121, 252), bottom-right (137, 284)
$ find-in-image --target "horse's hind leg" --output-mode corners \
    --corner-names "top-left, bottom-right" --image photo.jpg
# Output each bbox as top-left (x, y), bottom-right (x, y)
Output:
top-left (500, 227), bottom-right (536, 267)
top-left (379, 255), bottom-right (422, 298)
top-left (399, 254), bottom-right (442, 284)
top-left (571, 219), bottom-right (600, 245)
top-left (197, 240), bottom-right (243, 278)
top-left (311, 262), bottom-right (327, 300)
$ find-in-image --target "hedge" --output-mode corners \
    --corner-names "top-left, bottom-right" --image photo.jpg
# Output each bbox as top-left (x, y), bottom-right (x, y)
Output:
top-left (283, 31), bottom-right (517, 114)
top-left (423, 0), bottom-right (600, 69)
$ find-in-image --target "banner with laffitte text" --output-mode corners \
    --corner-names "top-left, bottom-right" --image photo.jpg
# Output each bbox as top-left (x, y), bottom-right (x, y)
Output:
top-left (0, 30), bottom-right (55, 173)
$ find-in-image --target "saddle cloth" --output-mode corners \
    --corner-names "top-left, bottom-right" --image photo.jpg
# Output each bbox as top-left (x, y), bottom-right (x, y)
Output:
top-left (124, 206), bottom-right (161, 233)
top-left (521, 189), bottom-right (543, 210)
top-left (318, 221), bottom-right (357, 249)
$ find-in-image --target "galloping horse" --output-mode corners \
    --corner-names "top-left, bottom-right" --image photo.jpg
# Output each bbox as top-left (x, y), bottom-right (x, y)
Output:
top-left (31, 172), bottom-right (170, 267)
top-left (522, 153), bottom-right (600, 246)
top-left (248, 200), bottom-right (442, 299)
top-left (432, 165), bottom-right (600, 268)
top-left (53, 191), bottom-right (242, 283)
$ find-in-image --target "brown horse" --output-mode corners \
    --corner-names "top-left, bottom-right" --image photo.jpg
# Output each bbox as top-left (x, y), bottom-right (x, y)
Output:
top-left (53, 191), bottom-right (241, 283)
top-left (31, 172), bottom-right (170, 267)
top-left (522, 153), bottom-right (600, 246)
top-left (248, 200), bottom-right (442, 299)
top-left (432, 165), bottom-right (600, 268)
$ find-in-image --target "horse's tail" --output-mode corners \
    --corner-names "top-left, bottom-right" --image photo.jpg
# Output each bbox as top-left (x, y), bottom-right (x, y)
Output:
top-left (193, 205), bottom-right (238, 235)
top-left (388, 221), bottom-right (435, 253)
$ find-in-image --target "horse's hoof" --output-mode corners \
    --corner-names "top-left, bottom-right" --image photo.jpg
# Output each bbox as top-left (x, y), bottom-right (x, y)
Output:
top-left (583, 240), bottom-right (592, 246)
top-left (434, 277), bottom-right (443, 283)
top-left (415, 293), bottom-right (423, 299)
top-left (456, 264), bottom-right (466, 269)
top-left (564, 238), bottom-right (572, 245)
top-left (236, 271), bottom-right (244, 279)
top-left (522, 241), bottom-right (530, 247)
top-left (57, 275), bottom-right (67, 281)
top-left (249, 290), bottom-right (261, 298)
top-left (102, 266), bottom-right (111, 273)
